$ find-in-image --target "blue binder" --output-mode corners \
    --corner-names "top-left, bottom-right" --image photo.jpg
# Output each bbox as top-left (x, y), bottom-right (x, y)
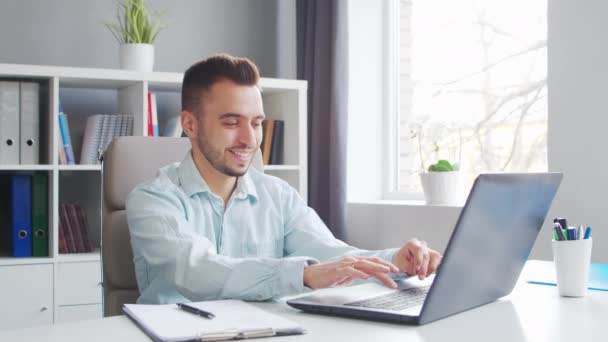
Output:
top-left (11, 175), bottom-right (32, 257)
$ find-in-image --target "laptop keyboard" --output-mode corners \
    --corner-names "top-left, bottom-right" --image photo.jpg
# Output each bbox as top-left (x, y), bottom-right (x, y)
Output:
top-left (344, 286), bottom-right (431, 311)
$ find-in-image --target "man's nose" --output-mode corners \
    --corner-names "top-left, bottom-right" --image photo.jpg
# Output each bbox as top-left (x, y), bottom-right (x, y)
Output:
top-left (237, 125), bottom-right (256, 146)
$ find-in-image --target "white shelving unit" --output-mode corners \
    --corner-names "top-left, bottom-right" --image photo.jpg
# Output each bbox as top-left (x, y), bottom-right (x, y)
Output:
top-left (0, 63), bottom-right (307, 329)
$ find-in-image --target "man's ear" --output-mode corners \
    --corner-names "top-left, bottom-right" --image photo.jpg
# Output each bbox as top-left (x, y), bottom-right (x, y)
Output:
top-left (181, 110), bottom-right (198, 138)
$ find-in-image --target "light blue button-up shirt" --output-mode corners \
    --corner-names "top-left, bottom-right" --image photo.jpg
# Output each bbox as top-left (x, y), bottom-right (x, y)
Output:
top-left (126, 151), bottom-right (398, 304)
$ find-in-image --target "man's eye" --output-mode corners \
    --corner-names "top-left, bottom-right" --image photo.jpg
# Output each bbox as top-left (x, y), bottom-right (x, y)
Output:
top-left (253, 121), bottom-right (262, 127)
top-left (224, 121), bottom-right (238, 126)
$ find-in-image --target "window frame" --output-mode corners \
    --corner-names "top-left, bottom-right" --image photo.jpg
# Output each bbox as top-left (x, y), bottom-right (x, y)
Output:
top-left (383, 0), bottom-right (424, 201)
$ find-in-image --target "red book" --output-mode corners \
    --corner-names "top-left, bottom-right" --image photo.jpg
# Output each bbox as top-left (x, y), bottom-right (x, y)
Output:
top-left (58, 214), bottom-right (68, 254)
top-left (66, 203), bottom-right (86, 253)
top-left (59, 203), bottom-right (77, 253)
top-left (74, 204), bottom-right (93, 252)
top-left (147, 92), bottom-right (153, 137)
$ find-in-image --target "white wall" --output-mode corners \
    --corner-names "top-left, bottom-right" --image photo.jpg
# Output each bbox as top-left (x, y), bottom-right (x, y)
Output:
top-left (0, 0), bottom-right (295, 78)
top-left (347, 0), bottom-right (608, 262)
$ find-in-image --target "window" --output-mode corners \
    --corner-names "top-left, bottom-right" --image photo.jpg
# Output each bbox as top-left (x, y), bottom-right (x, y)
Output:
top-left (390, 0), bottom-right (547, 198)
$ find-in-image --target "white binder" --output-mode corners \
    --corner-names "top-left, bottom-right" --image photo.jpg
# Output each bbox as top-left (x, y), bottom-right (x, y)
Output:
top-left (0, 81), bottom-right (20, 164)
top-left (19, 82), bottom-right (40, 164)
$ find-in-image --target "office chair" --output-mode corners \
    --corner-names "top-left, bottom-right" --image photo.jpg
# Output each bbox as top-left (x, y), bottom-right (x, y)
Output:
top-left (101, 136), bottom-right (264, 316)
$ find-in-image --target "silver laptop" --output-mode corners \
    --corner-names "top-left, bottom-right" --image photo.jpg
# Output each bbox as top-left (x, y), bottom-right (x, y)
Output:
top-left (287, 173), bottom-right (562, 325)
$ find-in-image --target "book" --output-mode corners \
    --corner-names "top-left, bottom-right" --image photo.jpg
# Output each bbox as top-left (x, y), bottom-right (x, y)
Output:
top-left (151, 93), bottom-right (159, 136)
top-left (74, 203), bottom-right (93, 252)
top-left (269, 120), bottom-right (284, 165)
top-left (58, 127), bottom-right (67, 165)
top-left (59, 203), bottom-right (77, 253)
top-left (57, 101), bottom-right (75, 164)
top-left (80, 114), bottom-right (133, 164)
top-left (58, 215), bottom-right (68, 254)
top-left (66, 203), bottom-right (85, 253)
top-left (80, 115), bottom-right (104, 165)
top-left (123, 300), bottom-right (305, 342)
top-left (147, 92), bottom-right (154, 137)
top-left (261, 120), bottom-right (275, 165)
top-left (527, 262), bottom-right (608, 291)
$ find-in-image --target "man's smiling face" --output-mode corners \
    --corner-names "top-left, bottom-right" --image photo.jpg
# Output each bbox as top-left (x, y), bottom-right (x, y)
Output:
top-left (194, 79), bottom-right (264, 177)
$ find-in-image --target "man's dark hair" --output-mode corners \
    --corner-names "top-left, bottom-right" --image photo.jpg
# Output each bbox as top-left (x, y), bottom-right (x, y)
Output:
top-left (181, 53), bottom-right (260, 113)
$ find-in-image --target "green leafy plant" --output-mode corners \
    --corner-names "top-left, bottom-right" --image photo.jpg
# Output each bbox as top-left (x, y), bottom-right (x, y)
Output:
top-left (408, 122), bottom-right (462, 173)
top-left (104, 0), bottom-right (166, 44)
top-left (428, 159), bottom-right (460, 172)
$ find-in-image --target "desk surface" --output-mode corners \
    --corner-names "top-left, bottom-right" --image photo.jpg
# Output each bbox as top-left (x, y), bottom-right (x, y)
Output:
top-left (2, 260), bottom-right (607, 342)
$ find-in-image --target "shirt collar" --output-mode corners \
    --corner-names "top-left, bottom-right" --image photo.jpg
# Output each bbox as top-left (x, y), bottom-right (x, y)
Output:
top-left (177, 150), bottom-right (258, 202)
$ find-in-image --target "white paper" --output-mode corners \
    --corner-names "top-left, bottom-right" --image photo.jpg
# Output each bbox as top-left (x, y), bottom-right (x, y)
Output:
top-left (123, 299), bottom-right (304, 342)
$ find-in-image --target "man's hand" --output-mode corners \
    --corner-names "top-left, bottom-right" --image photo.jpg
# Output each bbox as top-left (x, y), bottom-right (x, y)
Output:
top-left (392, 239), bottom-right (442, 279)
top-left (303, 256), bottom-right (400, 289)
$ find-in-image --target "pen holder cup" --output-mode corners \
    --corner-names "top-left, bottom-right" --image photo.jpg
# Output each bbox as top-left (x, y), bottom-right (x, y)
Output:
top-left (552, 238), bottom-right (592, 297)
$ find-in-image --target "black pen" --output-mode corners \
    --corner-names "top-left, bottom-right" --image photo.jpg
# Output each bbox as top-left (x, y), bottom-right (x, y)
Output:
top-left (176, 303), bottom-right (216, 319)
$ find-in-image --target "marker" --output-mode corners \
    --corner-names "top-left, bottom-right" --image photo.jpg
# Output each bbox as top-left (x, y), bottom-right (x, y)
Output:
top-left (177, 303), bottom-right (215, 319)
top-left (584, 226), bottom-right (592, 239)
top-left (554, 217), bottom-right (568, 233)
top-left (553, 223), bottom-right (566, 241)
top-left (577, 225), bottom-right (584, 240)
top-left (553, 229), bottom-right (559, 241)
top-left (567, 228), bottom-right (576, 241)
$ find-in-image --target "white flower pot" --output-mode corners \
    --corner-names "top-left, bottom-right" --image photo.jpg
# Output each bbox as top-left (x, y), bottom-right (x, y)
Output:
top-left (119, 43), bottom-right (154, 71)
top-left (419, 171), bottom-right (464, 205)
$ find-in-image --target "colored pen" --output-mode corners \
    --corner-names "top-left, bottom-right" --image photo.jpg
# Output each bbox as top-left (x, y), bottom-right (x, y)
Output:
top-left (567, 227), bottom-right (576, 241)
top-left (554, 223), bottom-right (566, 241)
top-left (577, 225), bottom-right (584, 240)
top-left (177, 303), bottom-right (215, 319)
top-left (555, 218), bottom-right (568, 234)
top-left (584, 226), bottom-right (592, 239)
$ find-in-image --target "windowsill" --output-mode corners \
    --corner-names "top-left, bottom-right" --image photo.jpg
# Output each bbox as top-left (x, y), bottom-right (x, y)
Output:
top-left (347, 199), bottom-right (464, 208)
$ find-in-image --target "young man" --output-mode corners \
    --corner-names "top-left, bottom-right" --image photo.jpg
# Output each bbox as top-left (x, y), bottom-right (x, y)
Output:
top-left (126, 54), bottom-right (442, 304)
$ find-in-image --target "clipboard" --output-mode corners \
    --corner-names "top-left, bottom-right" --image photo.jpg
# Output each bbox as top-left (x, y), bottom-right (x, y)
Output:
top-left (123, 299), bottom-right (305, 342)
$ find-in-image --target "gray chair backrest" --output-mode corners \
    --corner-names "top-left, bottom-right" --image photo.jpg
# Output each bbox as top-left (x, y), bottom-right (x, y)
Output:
top-left (101, 136), bottom-right (263, 316)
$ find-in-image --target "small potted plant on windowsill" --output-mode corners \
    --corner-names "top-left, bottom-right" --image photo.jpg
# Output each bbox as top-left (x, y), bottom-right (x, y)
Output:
top-left (104, 0), bottom-right (166, 71)
top-left (410, 122), bottom-right (464, 205)
top-left (419, 159), bottom-right (463, 205)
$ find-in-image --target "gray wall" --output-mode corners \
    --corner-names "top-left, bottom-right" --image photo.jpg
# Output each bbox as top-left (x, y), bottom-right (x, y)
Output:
top-left (545, 0), bottom-right (608, 261)
top-left (0, 0), bottom-right (296, 78)
top-left (347, 0), bottom-right (608, 263)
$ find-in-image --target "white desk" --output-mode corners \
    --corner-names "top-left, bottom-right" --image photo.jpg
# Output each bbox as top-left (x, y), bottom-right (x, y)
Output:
top-left (2, 260), bottom-right (607, 342)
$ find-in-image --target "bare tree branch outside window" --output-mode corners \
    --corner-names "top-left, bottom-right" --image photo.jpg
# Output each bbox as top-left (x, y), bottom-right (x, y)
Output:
top-left (398, 0), bottom-right (547, 195)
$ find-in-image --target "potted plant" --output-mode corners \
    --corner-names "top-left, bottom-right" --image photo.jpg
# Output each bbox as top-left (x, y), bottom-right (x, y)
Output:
top-left (411, 122), bottom-right (464, 205)
top-left (419, 159), bottom-right (463, 205)
top-left (104, 0), bottom-right (166, 71)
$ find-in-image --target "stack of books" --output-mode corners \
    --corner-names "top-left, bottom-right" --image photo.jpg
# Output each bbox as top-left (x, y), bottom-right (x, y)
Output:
top-left (261, 119), bottom-right (284, 165)
top-left (58, 202), bottom-right (93, 254)
top-left (79, 114), bottom-right (134, 164)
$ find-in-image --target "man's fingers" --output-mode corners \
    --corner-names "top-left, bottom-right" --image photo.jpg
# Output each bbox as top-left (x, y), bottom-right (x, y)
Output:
top-left (373, 272), bottom-right (398, 289)
top-left (427, 252), bottom-right (442, 275)
top-left (352, 259), bottom-right (392, 274)
top-left (335, 277), bottom-right (354, 286)
top-left (418, 249), bottom-right (430, 279)
top-left (411, 240), bottom-right (428, 272)
top-left (367, 257), bottom-right (400, 273)
top-left (337, 265), bottom-right (371, 281)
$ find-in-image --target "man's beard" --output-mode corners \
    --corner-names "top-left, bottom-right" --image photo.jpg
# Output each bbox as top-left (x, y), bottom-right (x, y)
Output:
top-left (196, 135), bottom-right (250, 177)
